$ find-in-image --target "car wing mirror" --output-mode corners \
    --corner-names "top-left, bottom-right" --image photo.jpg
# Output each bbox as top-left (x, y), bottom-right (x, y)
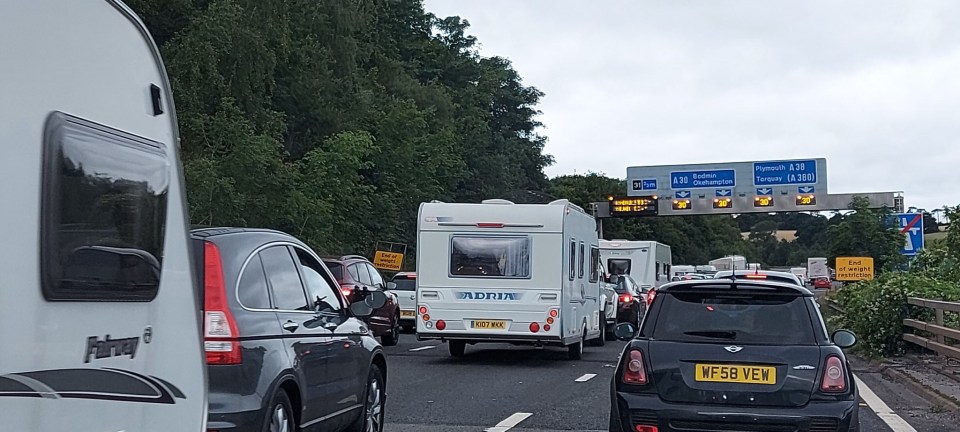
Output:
top-left (831, 329), bottom-right (857, 349)
top-left (386, 282), bottom-right (397, 290)
top-left (614, 323), bottom-right (637, 341)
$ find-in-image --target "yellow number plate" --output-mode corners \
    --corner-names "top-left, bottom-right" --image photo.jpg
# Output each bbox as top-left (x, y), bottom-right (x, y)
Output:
top-left (470, 320), bottom-right (507, 330)
top-left (401, 310), bottom-right (415, 318)
top-left (695, 364), bottom-right (776, 385)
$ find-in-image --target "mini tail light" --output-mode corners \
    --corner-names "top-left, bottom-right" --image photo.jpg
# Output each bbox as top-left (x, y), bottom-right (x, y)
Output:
top-left (436, 320), bottom-right (446, 331)
top-left (635, 425), bottom-right (658, 432)
top-left (203, 242), bottom-right (241, 365)
top-left (529, 322), bottom-right (540, 333)
top-left (821, 356), bottom-right (847, 392)
top-left (622, 349), bottom-right (648, 385)
top-left (645, 290), bottom-right (656, 306)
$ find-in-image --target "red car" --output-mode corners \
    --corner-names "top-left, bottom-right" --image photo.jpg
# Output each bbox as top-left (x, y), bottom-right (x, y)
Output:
top-left (813, 277), bottom-right (833, 289)
top-left (322, 255), bottom-right (401, 346)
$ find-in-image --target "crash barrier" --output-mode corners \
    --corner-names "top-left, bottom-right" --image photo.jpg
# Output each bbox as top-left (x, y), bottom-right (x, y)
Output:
top-left (903, 297), bottom-right (960, 360)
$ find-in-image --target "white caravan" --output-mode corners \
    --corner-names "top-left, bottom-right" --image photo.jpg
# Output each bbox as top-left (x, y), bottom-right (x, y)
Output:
top-left (1, 2), bottom-right (207, 431)
top-left (599, 240), bottom-right (673, 290)
top-left (670, 264), bottom-right (697, 280)
top-left (416, 199), bottom-right (604, 359)
top-left (709, 255), bottom-right (748, 271)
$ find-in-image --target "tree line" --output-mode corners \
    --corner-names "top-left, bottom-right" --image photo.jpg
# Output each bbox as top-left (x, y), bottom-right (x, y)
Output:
top-left (129, 0), bottom-right (551, 258)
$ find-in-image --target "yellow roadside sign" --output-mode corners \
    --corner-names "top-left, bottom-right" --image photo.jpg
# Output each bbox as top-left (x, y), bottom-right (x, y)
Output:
top-left (373, 250), bottom-right (404, 272)
top-left (835, 257), bottom-right (874, 281)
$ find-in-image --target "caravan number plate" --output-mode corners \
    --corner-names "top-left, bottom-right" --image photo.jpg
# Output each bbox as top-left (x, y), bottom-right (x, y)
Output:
top-left (695, 364), bottom-right (776, 385)
top-left (471, 320), bottom-right (507, 330)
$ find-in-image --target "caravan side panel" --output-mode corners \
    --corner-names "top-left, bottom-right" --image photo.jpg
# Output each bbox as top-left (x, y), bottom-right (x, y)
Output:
top-left (0, 2), bottom-right (206, 431)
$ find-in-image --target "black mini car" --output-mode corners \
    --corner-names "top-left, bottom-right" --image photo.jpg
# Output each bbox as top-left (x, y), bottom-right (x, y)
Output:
top-left (609, 278), bottom-right (859, 432)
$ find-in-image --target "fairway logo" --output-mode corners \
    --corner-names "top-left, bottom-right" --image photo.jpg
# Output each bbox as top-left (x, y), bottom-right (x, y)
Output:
top-left (724, 345), bottom-right (743, 353)
top-left (457, 292), bottom-right (521, 301)
top-left (85, 334), bottom-right (140, 363)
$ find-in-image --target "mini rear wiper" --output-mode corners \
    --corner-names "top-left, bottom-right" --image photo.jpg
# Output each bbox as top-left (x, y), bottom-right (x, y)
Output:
top-left (683, 330), bottom-right (737, 340)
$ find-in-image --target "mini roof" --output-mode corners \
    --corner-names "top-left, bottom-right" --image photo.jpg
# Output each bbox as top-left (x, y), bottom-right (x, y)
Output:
top-left (658, 279), bottom-right (814, 297)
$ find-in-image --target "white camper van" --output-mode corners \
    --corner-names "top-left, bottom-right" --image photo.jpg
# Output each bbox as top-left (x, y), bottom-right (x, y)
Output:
top-left (416, 199), bottom-right (604, 359)
top-left (1, 2), bottom-right (207, 431)
top-left (599, 240), bottom-right (673, 290)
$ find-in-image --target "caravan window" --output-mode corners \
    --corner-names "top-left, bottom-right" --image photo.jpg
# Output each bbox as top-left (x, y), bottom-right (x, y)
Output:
top-left (656, 263), bottom-right (661, 281)
top-left (568, 239), bottom-right (576, 281)
top-left (608, 258), bottom-right (630, 276)
top-left (578, 242), bottom-right (585, 279)
top-left (41, 112), bottom-right (168, 301)
top-left (589, 246), bottom-right (599, 283)
top-left (450, 236), bottom-right (530, 278)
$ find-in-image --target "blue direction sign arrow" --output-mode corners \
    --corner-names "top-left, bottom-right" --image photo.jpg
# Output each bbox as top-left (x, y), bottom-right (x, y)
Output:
top-left (756, 187), bottom-right (773, 195)
top-left (754, 160), bottom-right (817, 186)
top-left (675, 191), bottom-right (691, 199)
top-left (715, 189), bottom-right (731, 197)
top-left (798, 186), bottom-right (815, 194)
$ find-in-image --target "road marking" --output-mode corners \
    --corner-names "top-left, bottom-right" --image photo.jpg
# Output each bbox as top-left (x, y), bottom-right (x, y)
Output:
top-left (409, 345), bottom-right (436, 352)
top-left (575, 373), bottom-right (597, 382)
top-left (485, 412), bottom-right (532, 432)
top-left (854, 375), bottom-right (918, 432)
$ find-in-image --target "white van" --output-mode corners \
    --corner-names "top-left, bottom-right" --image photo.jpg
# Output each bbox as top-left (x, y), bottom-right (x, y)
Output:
top-left (416, 199), bottom-right (604, 359)
top-left (599, 240), bottom-right (673, 291)
top-left (1, 2), bottom-right (207, 431)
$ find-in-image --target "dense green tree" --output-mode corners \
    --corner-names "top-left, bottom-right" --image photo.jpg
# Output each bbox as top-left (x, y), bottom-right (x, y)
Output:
top-left (827, 197), bottom-right (906, 272)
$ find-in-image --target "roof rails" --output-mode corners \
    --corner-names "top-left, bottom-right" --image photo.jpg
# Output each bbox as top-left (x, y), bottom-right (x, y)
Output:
top-left (339, 254), bottom-right (369, 261)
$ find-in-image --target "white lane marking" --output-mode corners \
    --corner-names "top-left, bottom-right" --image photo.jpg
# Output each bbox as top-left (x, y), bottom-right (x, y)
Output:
top-left (409, 345), bottom-right (437, 352)
top-left (854, 375), bottom-right (918, 432)
top-left (485, 412), bottom-right (533, 432)
top-left (575, 373), bottom-right (598, 382)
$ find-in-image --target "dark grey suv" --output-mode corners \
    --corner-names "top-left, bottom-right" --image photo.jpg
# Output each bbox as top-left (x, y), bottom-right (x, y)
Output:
top-left (192, 228), bottom-right (388, 432)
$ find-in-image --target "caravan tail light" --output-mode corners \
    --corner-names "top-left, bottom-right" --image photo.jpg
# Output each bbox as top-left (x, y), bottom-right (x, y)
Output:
top-left (203, 242), bottom-right (241, 365)
top-left (529, 322), bottom-right (541, 333)
top-left (550, 309), bottom-right (559, 318)
top-left (436, 320), bottom-right (446, 331)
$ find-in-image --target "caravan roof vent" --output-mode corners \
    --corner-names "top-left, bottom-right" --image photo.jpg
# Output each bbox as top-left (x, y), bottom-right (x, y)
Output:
top-left (548, 199), bottom-right (571, 206)
top-left (481, 199), bottom-right (515, 205)
top-left (430, 200), bottom-right (445, 203)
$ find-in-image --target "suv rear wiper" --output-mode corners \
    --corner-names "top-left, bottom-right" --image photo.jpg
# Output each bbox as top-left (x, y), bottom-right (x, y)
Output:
top-left (683, 330), bottom-right (737, 340)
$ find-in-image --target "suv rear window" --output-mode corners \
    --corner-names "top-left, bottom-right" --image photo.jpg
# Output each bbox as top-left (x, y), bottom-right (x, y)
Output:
top-left (652, 292), bottom-right (816, 345)
top-left (325, 261), bottom-right (344, 281)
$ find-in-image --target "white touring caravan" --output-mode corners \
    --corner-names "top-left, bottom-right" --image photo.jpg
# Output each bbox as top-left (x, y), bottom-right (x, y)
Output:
top-left (599, 240), bottom-right (673, 290)
top-left (1, 2), bottom-right (207, 431)
top-left (416, 199), bottom-right (604, 359)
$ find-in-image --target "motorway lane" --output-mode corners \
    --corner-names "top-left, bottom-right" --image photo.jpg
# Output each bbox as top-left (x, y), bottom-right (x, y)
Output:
top-left (380, 332), bottom-right (958, 432)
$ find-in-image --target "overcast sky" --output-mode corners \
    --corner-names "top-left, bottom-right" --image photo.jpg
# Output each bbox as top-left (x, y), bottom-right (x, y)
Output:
top-left (424, 0), bottom-right (959, 213)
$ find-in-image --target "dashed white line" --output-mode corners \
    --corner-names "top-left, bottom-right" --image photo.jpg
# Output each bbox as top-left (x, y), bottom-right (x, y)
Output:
top-left (485, 412), bottom-right (533, 432)
top-left (575, 373), bottom-right (598, 382)
top-left (409, 345), bottom-right (437, 352)
top-left (854, 375), bottom-right (918, 432)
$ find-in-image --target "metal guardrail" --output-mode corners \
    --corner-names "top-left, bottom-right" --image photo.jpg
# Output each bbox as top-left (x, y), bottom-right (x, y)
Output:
top-left (903, 297), bottom-right (960, 359)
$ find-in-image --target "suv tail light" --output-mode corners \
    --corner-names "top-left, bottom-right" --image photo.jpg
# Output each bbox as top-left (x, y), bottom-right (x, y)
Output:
top-left (620, 293), bottom-right (633, 303)
top-left (820, 356), bottom-right (847, 392)
top-left (622, 349), bottom-right (648, 385)
top-left (203, 242), bottom-right (241, 365)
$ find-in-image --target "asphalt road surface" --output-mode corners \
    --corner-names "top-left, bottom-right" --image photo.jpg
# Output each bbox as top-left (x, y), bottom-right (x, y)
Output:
top-left (381, 333), bottom-right (960, 431)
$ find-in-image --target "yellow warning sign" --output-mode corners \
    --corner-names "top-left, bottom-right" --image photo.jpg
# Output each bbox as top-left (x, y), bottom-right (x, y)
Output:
top-left (373, 251), bottom-right (404, 272)
top-left (835, 257), bottom-right (874, 281)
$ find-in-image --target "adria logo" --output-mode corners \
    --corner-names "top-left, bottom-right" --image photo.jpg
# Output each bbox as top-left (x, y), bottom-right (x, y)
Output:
top-left (457, 292), bottom-right (521, 300)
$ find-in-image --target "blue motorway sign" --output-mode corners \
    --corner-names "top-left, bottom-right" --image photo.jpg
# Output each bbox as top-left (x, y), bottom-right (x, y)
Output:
top-left (670, 169), bottom-right (736, 189)
top-left (754, 160), bottom-right (817, 186)
top-left (631, 178), bottom-right (658, 191)
top-left (895, 213), bottom-right (925, 256)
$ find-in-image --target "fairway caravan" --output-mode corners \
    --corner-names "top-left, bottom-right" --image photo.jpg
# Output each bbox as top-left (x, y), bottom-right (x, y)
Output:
top-left (416, 199), bottom-right (604, 359)
top-left (1, 1), bottom-right (207, 431)
top-left (599, 240), bottom-right (673, 290)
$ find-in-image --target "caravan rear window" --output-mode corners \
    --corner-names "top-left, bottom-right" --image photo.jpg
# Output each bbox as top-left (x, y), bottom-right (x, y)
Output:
top-left (450, 236), bottom-right (530, 278)
top-left (608, 258), bottom-right (631, 275)
top-left (41, 112), bottom-right (169, 301)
